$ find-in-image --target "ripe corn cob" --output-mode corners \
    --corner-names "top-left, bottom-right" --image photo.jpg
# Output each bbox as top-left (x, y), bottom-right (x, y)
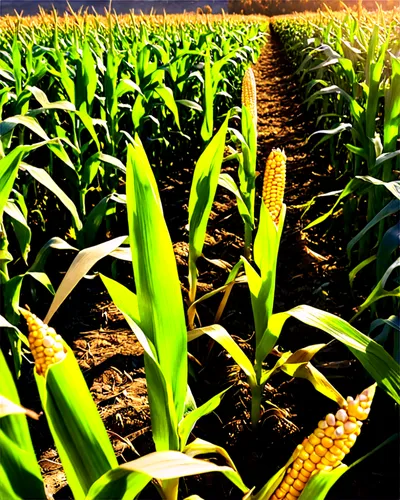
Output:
top-left (270, 384), bottom-right (376, 500)
top-left (241, 67), bottom-right (257, 129)
top-left (20, 308), bottom-right (67, 376)
top-left (262, 148), bottom-right (286, 225)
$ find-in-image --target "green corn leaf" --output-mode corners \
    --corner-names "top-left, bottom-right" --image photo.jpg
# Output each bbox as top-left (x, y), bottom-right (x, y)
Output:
top-left (183, 438), bottom-right (238, 471)
top-left (281, 360), bottom-right (346, 405)
top-left (351, 257), bottom-right (400, 322)
top-left (188, 113), bottom-right (230, 303)
top-left (99, 274), bottom-right (140, 327)
top-left (76, 108), bottom-right (101, 151)
top-left (304, 178), bottom-right (367, 230)
top-left (218, 172), bottom-right (253, 228)
top-left (127, 138), bottom-right (188, 450)
top-left (269, 304), bottom-right (400, 404)
top-left (176, 99), bottom-right (203, 112)
top-left (29, 237), bottom-right (77, 273)
top-left (47, 141), bottom-right (75, 169)
top-left (4, 200), bottom-right (31, 263)
top-left (355, 175), bottom-right (400, 198)
top-left (100, 272), bottom-right (178, 452)
top-left (188, 325), bottom-right (256, 385)
top-left (26, 271), bottom-right (55, 295)
top-left (44, 235), bottom-right (128, 323)
top-left (349, 255), bottom-right (377, 287)
top-left (384, 55), bottom-right (400, 152)
top-left (26, 85), bottom-right (75, 112)
top-left (23, 164), bottom-right (83, 231)
top-left (0, 148), bottom-right (25, 218)
top-left (35, 346), bottom-right (118, 499)
top-left (86, 451), bottom-right (250, 500)
top-left (77, 196), bottom-right (113, 248)
top-left (82, 42), bottom-right (98, 108)
top-left (0, 141), bottom-right (62, 220)
top-left (0, 115), bottom-right (50, 141)
top-left (0, 349), bottom-right (46, 500)
top-left (154, 85), bottom-right (181, 129)
top-left (178, 388), bottom-right (230, 449)
top-left (200, 49), bottom-right (213, 142)
top-left (347, 199), bottom-right (400, 256)
top-left (376, 222), bottom-right (400, 280)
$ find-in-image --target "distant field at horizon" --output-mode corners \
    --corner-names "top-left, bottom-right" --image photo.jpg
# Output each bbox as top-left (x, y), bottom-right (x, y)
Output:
top-left (0, 0), bottom-right (229, 16)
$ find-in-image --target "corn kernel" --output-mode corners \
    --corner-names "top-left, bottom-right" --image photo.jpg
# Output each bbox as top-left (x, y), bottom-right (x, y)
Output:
top-left (304, 442), bottom-right (314, 454)
top-left (300, 468), bottom-right (310, 478)
top-left (310, 452), bottom-right (321, 464)
top-left (292, 459), bottom-right (303, 471)
top-left (298, 472), bottom-right (309, 483)
top-left (315, 444), bottom-right (327, 456)
top-left (325, 426), bottom-right (336, 437)
top-left (303, 460), bottom-right (315, 472)
top-left (286, 476), bottom-right (295, 485)
top-left (281, 482), bottom-right (290, 492)
top-left (289, 486), bottom-right (301, 497)
top-left (299, 450), bottom-right (309, 461)
top-left (293, 479), bottom-right (305, 491)
top-left (321, 437), bottom-right (333, 448)
top-left (308, 434), bottom-right (320, 446)
top-left (325, 451), bottom-right (337, 463)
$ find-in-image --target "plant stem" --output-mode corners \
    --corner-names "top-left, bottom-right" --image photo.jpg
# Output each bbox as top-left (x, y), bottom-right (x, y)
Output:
top-left (244, 223), bottom-right (252, 261)
top-left (0, 221), bottom-right (10, 279)
top-left (162, 478), bottom-right (179, 500)
top-left (251, 383), bottom-right (262, 428)
top-left (187, 258), bottom-right (198, 329)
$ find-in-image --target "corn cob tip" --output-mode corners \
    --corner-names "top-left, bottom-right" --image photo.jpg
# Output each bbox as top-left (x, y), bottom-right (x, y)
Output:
top-left (345, 383), bottom-right (376, 421)
top-left (270, 385), bottom-right (375, 500)
top-left (20, 307), bottom-right (67, 376)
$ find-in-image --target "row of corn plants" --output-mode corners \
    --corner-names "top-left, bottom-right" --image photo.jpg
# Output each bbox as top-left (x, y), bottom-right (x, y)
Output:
top-left (1, 112), bottom-right (399, 498)
top-left (1, 8), bottom-right (399, 500)
top-left (271, 7), bottom-right (400, 350)
top-left (0, 10), bottom-right (268, 373)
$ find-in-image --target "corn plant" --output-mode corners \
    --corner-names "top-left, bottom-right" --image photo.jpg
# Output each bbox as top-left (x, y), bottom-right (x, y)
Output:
top-left (1, 326), bottom-right (395, 500)
top-left (0, 138), bottom-right (250, 499)
top-left (219, 66), bottom-right (258, 260)
top-left (271, 9), bottom-right (400, 327)
top-left (189, 148), bottom-right (400, 426)
top-left (97, 138), bottom-right (249, 498)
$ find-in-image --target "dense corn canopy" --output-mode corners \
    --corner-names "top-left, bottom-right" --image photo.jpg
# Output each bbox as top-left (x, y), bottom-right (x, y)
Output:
top-left (262, 148), bottom-right (286, 225)
top-left (20, 309), bottom-right (67, 376)
top-left (271, 385), bottom-right (376, 500)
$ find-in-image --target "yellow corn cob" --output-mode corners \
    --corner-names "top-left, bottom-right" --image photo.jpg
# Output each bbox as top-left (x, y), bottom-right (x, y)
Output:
top-left (270, 384), bottom-right (376, 500)
top-left (241, 67), bottom-right (257, 129)
top-left (262, 148), bottom-right (286, 225)
top-left (20, 308), bottom-right (67, 376)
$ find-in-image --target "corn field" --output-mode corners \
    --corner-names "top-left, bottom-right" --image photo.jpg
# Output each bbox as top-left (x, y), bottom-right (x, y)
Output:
top-left (0, 4), bottom-right (399, 500)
